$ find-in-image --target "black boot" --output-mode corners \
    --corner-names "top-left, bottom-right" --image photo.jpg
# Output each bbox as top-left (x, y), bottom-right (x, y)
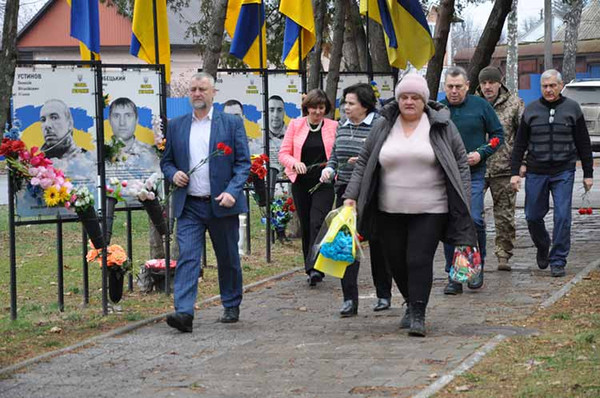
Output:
top-left (400, 303), bottom-right (411, 329)
top-left (408, 301), bottom-right (427, 337)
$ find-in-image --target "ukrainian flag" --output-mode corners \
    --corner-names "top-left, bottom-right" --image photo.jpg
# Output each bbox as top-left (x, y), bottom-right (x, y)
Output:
top-left (360, 0), bottom-right (434, 70)
top-left (279, 0), bottom-right (316, 70)
top-left (225, 0), bottom-right (267, 69)
top-left (130, 0), bottom-right (171, 83)
top-left (67, 0), bottom-right (100, 60)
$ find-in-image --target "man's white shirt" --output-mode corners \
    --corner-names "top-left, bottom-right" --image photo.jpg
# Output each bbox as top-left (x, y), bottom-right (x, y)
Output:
top-left (187, 107), bottom-right (213, 197)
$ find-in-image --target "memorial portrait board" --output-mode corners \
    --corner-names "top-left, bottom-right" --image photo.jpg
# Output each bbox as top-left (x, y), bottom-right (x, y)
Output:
top-left (12, 66), bottom-right (98, 217)
top-left (102, 68), bottom-right (162, 202)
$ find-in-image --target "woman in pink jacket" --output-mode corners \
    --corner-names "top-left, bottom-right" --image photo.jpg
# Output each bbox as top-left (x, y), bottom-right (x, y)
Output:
top-left (279, 89), bottom-right (338, 286)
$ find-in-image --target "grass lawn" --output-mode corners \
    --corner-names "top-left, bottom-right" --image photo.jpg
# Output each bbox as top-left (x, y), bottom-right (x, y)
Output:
top-left (0, 203), bottom-right (303, 368)
top-left (436, 269), bottom-right (600, 398)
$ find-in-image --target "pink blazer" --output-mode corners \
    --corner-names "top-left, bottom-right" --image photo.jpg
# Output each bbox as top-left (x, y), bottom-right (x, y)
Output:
top-left (278, 116), bottom-right (338, 183)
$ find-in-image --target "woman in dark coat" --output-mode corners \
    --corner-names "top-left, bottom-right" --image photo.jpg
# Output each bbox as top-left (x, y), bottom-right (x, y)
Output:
top-left (343, 74), bottom-right (476, 336)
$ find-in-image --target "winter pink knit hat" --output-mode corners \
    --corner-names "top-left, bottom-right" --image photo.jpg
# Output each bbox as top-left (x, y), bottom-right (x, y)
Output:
top-left (394, 73), bottom-right (430, 103)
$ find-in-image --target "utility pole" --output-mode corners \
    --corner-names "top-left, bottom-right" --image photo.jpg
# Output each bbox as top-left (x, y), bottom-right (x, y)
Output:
top-left (544, 0), bottom-right (553, 70)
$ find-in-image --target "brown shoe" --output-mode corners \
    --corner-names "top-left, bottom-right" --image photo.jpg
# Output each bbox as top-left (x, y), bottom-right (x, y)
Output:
top-left (497, 257), bottom-right (511, 271)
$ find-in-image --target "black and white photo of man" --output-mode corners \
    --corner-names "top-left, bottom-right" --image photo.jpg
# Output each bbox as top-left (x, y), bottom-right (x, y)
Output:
top-left (223, 99), bottom-right (244, 118)
top-left (40, 99), bottom-right (85, 160)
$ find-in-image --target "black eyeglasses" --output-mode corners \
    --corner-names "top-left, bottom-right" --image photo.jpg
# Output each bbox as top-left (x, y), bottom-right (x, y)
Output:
top-left (549, 108), bottom-right (555, 124)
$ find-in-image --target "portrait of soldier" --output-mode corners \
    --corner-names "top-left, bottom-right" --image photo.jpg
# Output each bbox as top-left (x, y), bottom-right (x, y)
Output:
top-left (223, 99), bottom-right (244, 118)
top-left (108, 97), bottom-right (154, 160)
top-left (40, 99), bottom-right (85, 160)
top-left (268, 95), bottom-right (286, 139)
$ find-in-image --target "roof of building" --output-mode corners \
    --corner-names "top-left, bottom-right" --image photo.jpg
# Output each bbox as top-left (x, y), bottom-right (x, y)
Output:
top-left (454, 38), bottom-right (600, 61)
top-left (17, 0), bottom-right (198, 49)
top-left (519, 16), bottom-right (563, 43)
top-left (555, 0), bottom-right (600, 41)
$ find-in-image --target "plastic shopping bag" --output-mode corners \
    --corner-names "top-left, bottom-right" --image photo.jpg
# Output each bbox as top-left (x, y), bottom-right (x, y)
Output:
top-left (313, 206), bottom-right (363, 278)
top-left (449, 245), bottom-right (482, 284)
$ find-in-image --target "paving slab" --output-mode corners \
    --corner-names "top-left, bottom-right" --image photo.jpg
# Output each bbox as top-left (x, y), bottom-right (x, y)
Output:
top-left (2, 198), bottom-right (600, 397)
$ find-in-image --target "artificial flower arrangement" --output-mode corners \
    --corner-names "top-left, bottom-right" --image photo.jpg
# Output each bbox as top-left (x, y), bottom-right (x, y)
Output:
top-left (104, 135), bottom-right (127, 164)
top-left (247, 154), bottom-right (269, 207)
top-left (128, 172), bottom-right (161, 202)
top-left (259, 194), bottom-right (296, 243)
top-left (86, 242), bottom-right (131, 304)
top-left (0, 136), bottom-right (75, 209)
top-left (151, 114), bottom-right (166, 156)
top-left (128, 173), bottom-right (167, 235)
top-left (106, 177), bottom-right (128, 202)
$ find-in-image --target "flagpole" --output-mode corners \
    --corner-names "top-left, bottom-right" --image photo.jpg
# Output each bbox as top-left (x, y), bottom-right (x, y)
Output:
top-left (259, 2), bottom-right (272, 263)
top-left (299, 26), bottom-right (307, 93)
top-left (151, 0), bottom-right (171, 293)
top-left (366, 6), bottom-right (373, 82)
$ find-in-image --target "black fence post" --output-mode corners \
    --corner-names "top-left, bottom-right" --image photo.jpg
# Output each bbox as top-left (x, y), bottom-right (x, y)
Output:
top-left (82, 227), bottom-right (89, 306)
top-left (57, 214), bottom-right (64, 312)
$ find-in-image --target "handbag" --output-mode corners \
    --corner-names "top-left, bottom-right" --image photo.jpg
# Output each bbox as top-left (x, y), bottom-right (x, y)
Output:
top-left (449, 245), bottom-right (482, 284)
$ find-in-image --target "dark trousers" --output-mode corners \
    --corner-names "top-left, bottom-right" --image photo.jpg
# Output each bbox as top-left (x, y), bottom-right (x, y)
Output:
top-left (292, 180), bottom-right (335, 273)
top-left (335, 185), bottom-right (396, 301)
top-left (377, 211), bottom-right (447, 304)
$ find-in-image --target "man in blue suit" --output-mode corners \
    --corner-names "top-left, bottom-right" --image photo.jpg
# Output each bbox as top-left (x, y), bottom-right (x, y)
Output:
top-left (161, 72), bottom-right (251, 332)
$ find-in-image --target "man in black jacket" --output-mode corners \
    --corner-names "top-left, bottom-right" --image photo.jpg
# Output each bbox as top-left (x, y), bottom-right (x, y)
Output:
top-left (511, 69), bottom-right (593, 277)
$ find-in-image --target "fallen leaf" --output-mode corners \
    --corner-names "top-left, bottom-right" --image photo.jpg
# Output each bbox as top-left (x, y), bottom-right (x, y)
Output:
top-left (455, 385), bottom-right (470, 392)
top-left (49, 327), bottom-right (62, 333)
top-left (428, 373), bottom-right (438, 379)
top-left (298, 306), bottom-right (307, 312)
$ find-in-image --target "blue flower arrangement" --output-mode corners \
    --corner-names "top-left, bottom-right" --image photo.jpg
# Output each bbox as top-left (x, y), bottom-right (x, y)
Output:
top-left (320, 226), bottom-right (355, 263)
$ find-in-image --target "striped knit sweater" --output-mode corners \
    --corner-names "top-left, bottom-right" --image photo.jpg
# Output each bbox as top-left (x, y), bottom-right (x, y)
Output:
top-left (325, 112), bottom-right (379, 187)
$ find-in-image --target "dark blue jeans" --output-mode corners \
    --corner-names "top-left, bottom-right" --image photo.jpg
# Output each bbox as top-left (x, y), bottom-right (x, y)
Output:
top-left (444, 168), bottom-right (486, 273)
top-left (524, 170), bottom-right (575, 268)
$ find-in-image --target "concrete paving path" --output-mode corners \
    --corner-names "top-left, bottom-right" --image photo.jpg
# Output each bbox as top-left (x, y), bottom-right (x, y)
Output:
top-left (2, 167), bottom-right (600, 397)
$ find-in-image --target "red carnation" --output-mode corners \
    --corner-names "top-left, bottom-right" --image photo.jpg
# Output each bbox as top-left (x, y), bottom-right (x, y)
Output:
top-left (260, 154), bottom-right (269, 162)
top-left (579, 208), bottom-right (586, 215)
top-left (286, 197), bottom-right (293, 205)
top-left (489, 137), bottom-right (500, 148)
top-left (223, 145), bottom-right (233, 155)
top-left (217, 142), bottom-right (226, 151)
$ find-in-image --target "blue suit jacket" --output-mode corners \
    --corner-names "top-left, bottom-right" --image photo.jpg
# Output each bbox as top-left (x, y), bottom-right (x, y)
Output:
top-left (160, 109), bottom-right (251, 219)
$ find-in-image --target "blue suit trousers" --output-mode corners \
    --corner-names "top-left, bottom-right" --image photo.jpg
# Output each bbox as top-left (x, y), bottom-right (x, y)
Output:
top-left (174, 196), bottom-right (243, 316)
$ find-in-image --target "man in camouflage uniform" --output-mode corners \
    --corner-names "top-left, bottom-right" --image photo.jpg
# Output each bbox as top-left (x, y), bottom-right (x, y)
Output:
top-left (476, 66), bottom-right (524, 271)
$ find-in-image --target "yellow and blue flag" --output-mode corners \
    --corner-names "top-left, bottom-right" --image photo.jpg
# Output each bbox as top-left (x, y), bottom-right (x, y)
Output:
top-left (130, 0), bottom-right (171, 83)
top-left (225, 0), bottom-right (267, 69)
top-left (360, 0), bottom-right (434, 70)
top-left (67, 0), bottom-right (100, 60)
top-left (279, 0), bottom-right (316, 70)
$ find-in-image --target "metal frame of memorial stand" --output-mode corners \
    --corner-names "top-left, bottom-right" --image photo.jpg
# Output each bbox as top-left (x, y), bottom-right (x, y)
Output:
top-left (213, 67), bottom-right (305, 263)
top-left (7, 61), bottom-right (169, 320)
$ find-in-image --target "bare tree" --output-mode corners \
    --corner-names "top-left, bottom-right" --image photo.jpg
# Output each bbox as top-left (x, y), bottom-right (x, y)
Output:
top-left (0, 0), bottom-right (20, 130)
top-left (202, 0), bottom-right (228, 78)
top-left (342, 5), bottom-right (360, 71)
top-left (561, 0), bottom-right (584, 83)
top-left (506, 0), bottom-right (519, 93)
top-left (519, 15), bottom-right (541, 36)
top-left (466, 0), bottom-right (513, 94)
top-left (324, 0), bottom-right (345, 118)
top-left (308, 0), bottom-right (327, 91)
top-left (426, 0), bottom-right (455, 99)
top-left (451, 15), bottom-right (482, 59)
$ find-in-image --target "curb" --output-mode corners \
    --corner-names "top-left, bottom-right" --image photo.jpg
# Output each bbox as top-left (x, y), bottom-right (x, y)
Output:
top-left (412, 259), bottom-right (600, 398)
top-left (0, 267), bottom-right (302, 377)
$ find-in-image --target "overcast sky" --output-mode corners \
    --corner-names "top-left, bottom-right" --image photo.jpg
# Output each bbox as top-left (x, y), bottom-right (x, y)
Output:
top-left (464, 0), bottom-right (546, 30)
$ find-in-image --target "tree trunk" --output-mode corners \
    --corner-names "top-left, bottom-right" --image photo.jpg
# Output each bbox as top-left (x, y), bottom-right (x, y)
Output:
top-left (368, 20), bottom-right (390, 73)
top-left (561, 0), bottom-right (583, 84)
top-left (506, 0), bottom-right (519, 94)
top-left (0, 0), bottom-right (20, 130)
top-left (349, 1), bottom-right (367, 72)
top-left (425, 0), bottom-right (455, 100)
top-left (325, 0), bottom-right (346, 118)
top-left (467, 0), bottom-right (513, 94)
top-left (308, 0), bottom-right (327, 91)
top-left (342, 7), bottom-right (360, 72)
top-left (202, 0), bottom-right (228, 78)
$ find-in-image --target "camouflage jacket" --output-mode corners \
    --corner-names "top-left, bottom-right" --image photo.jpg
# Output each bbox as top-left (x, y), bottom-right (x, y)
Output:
top-left (475, 84), bottom-right (524, 177)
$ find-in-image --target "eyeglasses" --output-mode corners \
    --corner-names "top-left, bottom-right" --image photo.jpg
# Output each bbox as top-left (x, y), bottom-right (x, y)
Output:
top-left (549, 108), bottom-right (555, 124)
